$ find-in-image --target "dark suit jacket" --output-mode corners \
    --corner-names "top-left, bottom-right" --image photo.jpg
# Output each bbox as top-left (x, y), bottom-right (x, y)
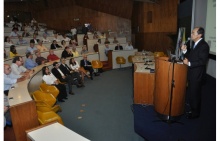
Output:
top-left (115, 45), bottom-right (123, 50)
top-left (52, 67), bottom-right (66, 82)
top-left (59, 64), bottom-right (71, 75)
top-left (50, 44), bottom-right (62, 49)
top-left (61, 50), bottom-right (73, 58)
top-left (80, 59), bottom-right (91, 67)
top-left (185, 39), bottom-right (209, 81)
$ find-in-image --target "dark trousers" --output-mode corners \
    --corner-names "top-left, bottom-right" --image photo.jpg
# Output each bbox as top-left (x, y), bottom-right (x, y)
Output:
top-left (83, 66), bottom-right (94, 77)
top-left (55, 84), bottom-right (67, 100)
top-left (188, 80), bottom-right (202, 117)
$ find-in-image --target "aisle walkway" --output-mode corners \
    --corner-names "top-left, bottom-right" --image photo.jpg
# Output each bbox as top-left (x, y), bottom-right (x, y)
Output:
top-left (58, 68), bottom-right (144, 141)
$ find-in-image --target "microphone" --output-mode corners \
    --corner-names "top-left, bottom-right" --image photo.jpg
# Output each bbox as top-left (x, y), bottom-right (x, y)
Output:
top-left (184, 37), bottom-right (191, 46)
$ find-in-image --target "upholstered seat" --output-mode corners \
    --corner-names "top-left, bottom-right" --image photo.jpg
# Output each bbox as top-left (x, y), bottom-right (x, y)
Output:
top-left (39, 83), bottom-right (59, 98)
top-left (32, 90), bottom-right (61, 113)
top-left (37, 111), bottom-right (64, 125)
top-left (92, 60), bottom-right (103, 72)
top-left (116, 56), bottom-right (126, 68)
top-left (128, 55), bottom-right (134, 63)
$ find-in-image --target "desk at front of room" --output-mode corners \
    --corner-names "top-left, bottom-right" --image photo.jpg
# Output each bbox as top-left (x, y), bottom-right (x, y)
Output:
top-left (133, 54), bottom-right (155, 105)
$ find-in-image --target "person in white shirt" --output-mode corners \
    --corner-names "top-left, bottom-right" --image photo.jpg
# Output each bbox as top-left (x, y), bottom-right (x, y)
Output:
top-left (9, 28), bottom-right (20, 38)
top-left (125, 41), bottom-right (134, 50)
top-left (70, 27), bottom-right (77, 36)
top-left (42, 33), bottom-right (51, 43)
top-left (53, 33), bottom-right (61, 42)
top-left (4, 36), bottom-right (14, 47)
top-left (62, 34), bottom-right (71, 42)
top-left (42, 66), bottom-right (68, 102)
top-left (69, 58), bottom-right (90, 82)
top-left (10, 56), bottom-right (33, 77)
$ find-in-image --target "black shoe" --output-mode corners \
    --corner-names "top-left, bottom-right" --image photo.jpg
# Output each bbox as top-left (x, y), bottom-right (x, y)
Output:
top-left (185, 111), bottom-right (199, 119)
top-left (77, 84), bottom-right (82, 88)
top-left (94, 73), bottom-right (100, 76)
top-left (63, 97), bottom-right (68, 99)
top-left (58, 99), bottom-right (65, 102)
top-left (69, 92), bottom-right (74, 95)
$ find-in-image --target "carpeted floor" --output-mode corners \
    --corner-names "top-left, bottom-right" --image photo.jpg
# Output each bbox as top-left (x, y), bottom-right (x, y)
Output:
top-left (58, 68), bottom-right (144, 141)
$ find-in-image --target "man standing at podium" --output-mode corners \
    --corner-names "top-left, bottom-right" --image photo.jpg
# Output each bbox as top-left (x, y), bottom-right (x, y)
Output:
top-left (181, 27), bottom-right (209, 119)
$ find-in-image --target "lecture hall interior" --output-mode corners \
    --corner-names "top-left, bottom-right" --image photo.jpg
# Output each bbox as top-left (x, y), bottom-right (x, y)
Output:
top-left (3, 0), bottom-right (216, 141)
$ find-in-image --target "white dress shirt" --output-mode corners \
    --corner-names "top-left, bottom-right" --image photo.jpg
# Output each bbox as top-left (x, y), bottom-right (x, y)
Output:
top-left (43, 73), bottom-right (57, 85)
top-left (11, 63), bottom-right (27, 76)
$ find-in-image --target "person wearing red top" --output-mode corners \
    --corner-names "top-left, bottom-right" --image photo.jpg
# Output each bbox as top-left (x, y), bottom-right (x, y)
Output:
top-left (47, 49), bottom-right (60, 61)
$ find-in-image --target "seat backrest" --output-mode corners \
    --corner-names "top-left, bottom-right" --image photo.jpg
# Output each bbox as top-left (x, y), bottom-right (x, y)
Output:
top-left (154, 52), bottom-right (165, 57)
top-left (39, 83), bottom-right (59, 98)
top-left (92, 60), bottom-right (103, 68)
top-left (32, 90), bottom-right (56, 107)
top-left (116, 56), bottom-right (126, 64)
top-left (128, 55), bottom-right (134, 63)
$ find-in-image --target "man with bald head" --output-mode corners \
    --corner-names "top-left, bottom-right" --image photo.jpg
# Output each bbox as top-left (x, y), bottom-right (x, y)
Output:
top-left (181, 27), bottom-right (209, 119)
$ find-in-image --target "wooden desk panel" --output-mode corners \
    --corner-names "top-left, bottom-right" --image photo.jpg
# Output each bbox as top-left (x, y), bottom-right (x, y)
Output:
top-left (134, 72), bottom-right (155, 105)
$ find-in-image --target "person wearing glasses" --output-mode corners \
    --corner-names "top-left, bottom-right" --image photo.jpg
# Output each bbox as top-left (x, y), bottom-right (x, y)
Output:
top-left (10, 56), bottom-right (33, 77)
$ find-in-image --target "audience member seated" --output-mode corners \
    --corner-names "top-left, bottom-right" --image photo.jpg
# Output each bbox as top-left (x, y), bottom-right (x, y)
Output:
top-left (42, 66), bottom-right (68, 102)
top-left (31, 33), bottom-right (40, 44)
top-left (115, 43), bottom-right (123, 50)
top-left (11, 56), bottom-right (33, 77)
top-left (25, 52), bottom-right (38, 70)
top-left (51, 62), bottom-right (75, 95)
top-left (4, 49), bottom-right (8, 59)
top-left (68, 39), bottom-right (77, 48)
top-left (125, 41), bottom-right (134, 50)
top-left (80, 55), bottom-right (96, 80)
top-left (4, 64), bottom-right (28, 95)
top-left (93, 32), bottom-right (99, 39)
top-left (4, 36), bottom-right (14, 47)
top-left (22, 29), bottom-right (31, 37)
top-left (59, 57), bottom-right (84, 87)
top-left (72, 47), bottom-right (79, 57)
top-left (36, 40), bottom-right (48, 52)
top-left (31, 18), bottom-right (37, 27)
top-left (112, 37), bottom-right (119, 44)
top-left (26, 40), bottom-right (39, 54)
top-left (81, 45), bottom-right (88, 55)
top-left (99, 32), bottom-right (106, 38)
top-left (9, 45), bottom-right (19, 58)
top-left (42, 33), bottom-right (51, 43)
top-left (16, 36), bottom-right (28, 45)
top-left (62, 34), bottom-right (71, 42)
top-left (53, 33), bottom-right (61, 42)
top-left (20, 23), bottom-right (27, 31)
top-left (47, 49), bottom-right (60, 62)
top-left (104, 44), bottom-right (111, 56)
top-left (61, 47), bottom-right (73, 58)
top-left (43, 29), bottom-right (51, 36)
top-left (34, 30), bottom-right (39, 36)
top-left (69, 58), bottom-right (90, 82)
top-left (104, 38), bottom-right (110, 44)
top-left (35, 51), bottom-right (48, 65)
top-left (9, 28), bottom-right (20, 38)
top-left (61, 40), bottom-right (67, 48)
top-left (50, 40), bottom-right (62, 49)
top-left (83, 33), bottom-right (89, 46)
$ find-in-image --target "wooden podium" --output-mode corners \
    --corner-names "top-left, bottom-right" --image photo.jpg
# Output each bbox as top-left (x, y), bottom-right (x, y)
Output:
top-left (154, 57), bottom-right (187, 117)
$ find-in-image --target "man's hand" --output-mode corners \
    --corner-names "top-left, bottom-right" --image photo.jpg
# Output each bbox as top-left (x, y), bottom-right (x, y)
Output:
top-left (183, 58), bottom-right (189, 65)
top-left (181, 44), bottom-right (187, 51)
